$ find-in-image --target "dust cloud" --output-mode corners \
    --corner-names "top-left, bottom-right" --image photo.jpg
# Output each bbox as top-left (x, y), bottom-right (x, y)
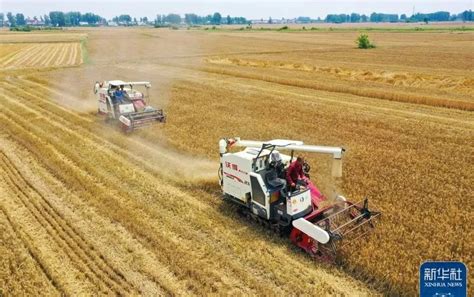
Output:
top-left (126, 134), bottom-right (216, 183)
top-left (307, 156), bottom-right (347, 202)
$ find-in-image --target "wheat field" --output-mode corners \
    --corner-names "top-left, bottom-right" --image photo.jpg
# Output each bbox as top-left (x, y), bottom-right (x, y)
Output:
top-left (0, 32), bottom-right (84, 71)
top-left (0, 26), bottom-right (473, 296)
top-left (0, 43), bottom-right (82, 69)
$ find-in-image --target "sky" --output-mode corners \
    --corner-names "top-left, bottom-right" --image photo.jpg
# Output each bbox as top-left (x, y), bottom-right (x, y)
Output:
top-left (1, 0), bottom-right (472, 20)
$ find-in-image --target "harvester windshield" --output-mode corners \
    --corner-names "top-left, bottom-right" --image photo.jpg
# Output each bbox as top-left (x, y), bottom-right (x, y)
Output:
top-left (108, 81), bottom-right (151, 103)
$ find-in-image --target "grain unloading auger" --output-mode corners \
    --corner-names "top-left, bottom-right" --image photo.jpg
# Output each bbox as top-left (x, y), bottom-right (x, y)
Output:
top-left (94, 80), bottom-right (165, 133)
top-left (218, 138), bottom-right (381, 262)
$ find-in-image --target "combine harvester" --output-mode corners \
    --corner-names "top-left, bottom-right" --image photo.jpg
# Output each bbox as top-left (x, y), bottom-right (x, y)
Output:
top-left (94, 80), bottom-right (165, 132)
top-left (219, 138), bottom-right (381, 262)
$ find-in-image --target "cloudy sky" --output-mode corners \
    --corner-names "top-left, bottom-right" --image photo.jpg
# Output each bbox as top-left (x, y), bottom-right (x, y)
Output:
top-left (1, 0), bottom-right (472, 20)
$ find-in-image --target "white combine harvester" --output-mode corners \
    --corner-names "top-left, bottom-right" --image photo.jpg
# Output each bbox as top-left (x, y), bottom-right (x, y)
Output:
top-left (219, 137), bottom-right (381, 262)
top-left (94, 80), bottom-right (165, 132)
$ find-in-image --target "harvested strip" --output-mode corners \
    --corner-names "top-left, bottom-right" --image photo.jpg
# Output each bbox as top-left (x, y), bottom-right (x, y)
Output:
top-left (0, 205), bottom-right (61, 296)
top-left (54, 43), bottom-right (70, 66)
top-left (0, 78), bottom-right (377, 296)
top-left (0, 153), bottom-right (136, 295)
top-left (1, 44), bottom-right (42, 67)
top-left (1, 43), bottom-right (83, 69)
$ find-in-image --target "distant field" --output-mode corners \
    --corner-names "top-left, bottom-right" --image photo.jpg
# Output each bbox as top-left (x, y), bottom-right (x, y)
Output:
top-left (0, 31), bottom-right (86, 43)
top-left (0, 32), bottom-right (84, 70)
top-left (197, 21), bottom-right (474, 31)
top-left (0, 43), bottom-right (82, 69)
top-left (0, 27), bottom-right (472, 296)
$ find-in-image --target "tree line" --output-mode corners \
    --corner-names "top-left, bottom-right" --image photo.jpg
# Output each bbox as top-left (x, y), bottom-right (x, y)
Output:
top-left (0, 11), bottom-right (104, 27)
top-left (0, 9), bottom-right (471, 28)
top-left (0, 11), bottom-right (248, 27)
top-left (324, 10), bottom-right (472, 23)
top-left (109, 12), bottom-right (247, 26)
top-left (153, 13), bottom-right (248, 25)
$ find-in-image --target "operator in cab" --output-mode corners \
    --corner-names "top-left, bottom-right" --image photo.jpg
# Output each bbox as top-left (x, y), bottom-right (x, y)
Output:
top-left (114, 85), bottom-right (127, 104)
top-left (286, 156), bottom-right (306, 191)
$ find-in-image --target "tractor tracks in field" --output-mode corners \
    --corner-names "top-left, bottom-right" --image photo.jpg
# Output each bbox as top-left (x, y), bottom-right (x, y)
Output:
top-left (11, 44), bottom-right (48, 68)
top-left (27, 45), bottom-right (53, 67)
top-left (0, 83), bottom-right (272, 294)
top-left (0, 44), bottom-right (39, 67)
top-left (40, 44), bottom-right (63, 67)
top-left (3, 77), bottom-right (213, 182)
top-left (141, 61), bottom-right (474, 112)
top-left (67, 43), bottom-right (79, 66)
top-left (0, 205), bottom-right (63, 295)
top-left (0, 120), bottom-right (182, 295)
top-left (0, 43), bottom-right (81, 70)
top-left (55, 44), bottom-right (70, 66)
top-left (134, 62), bottom-right (473, 131)
top-left (0, 80), bottom-right (250, 294)
top-left (0, 151), bottom-right (138, 295)
top-left (0, 76), bottom-right (381, 296)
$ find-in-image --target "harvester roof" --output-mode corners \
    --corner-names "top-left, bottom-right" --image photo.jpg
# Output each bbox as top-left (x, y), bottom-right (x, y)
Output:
top-left (265, 139), bottom-right (304, 146)
top-left (108, 80), bottom-right (151, 88)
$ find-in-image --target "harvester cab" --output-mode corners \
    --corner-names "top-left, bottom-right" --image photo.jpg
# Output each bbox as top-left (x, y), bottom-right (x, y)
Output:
top-left (94, 80), bottom-right (166, 132)
top-left (218, 137), bottom-right (381, 262)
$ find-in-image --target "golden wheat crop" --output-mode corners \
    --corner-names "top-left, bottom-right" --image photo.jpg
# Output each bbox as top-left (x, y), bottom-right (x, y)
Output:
top-left (1, 27), bottom-right (472, 296)
top-left (0, 43), bottom-right (82, 69)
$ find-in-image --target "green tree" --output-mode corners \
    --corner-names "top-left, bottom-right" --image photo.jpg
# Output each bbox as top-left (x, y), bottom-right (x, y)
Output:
top-left (65, 12), bottom-right (81, 26)
top-left (81, 13), bottom-right (102, 24)
top-left (297, 16), bottom-right (311, 23)
top-left (212, 12), bottom-right (222, 25)
top-left (155, 14), bottom-right (163, 24)
top-left (226, 15), bottom-right (232, 24)
top-left (350, 13), bottom-right (360, 23)
top-left (117, 14), bottom-right (132, 24)
top-left (462, 10), bottom-right (472, 22)
top-left (369, 13), bottom-right (398, 22)
top-left (410, 11), bottom-right (450, 22)
top-left (16, 13), bottom-right (26, 26)
top-left (164, 14), bottom-right (181, 24)
top-left (370, 12), bottom-right (379, 22)
top-left (326, 14), bottom-right (348, 23)
top-left (49, 11), bottom-right (66, 26)
top-left (356, 34), bottom-right (375, 49)
top-left (185, 13), bottom-right (199, 25)
top-left (6, 12), bottom-right (15, 26)
top-left (44, 14), bottom-right (50, 25)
